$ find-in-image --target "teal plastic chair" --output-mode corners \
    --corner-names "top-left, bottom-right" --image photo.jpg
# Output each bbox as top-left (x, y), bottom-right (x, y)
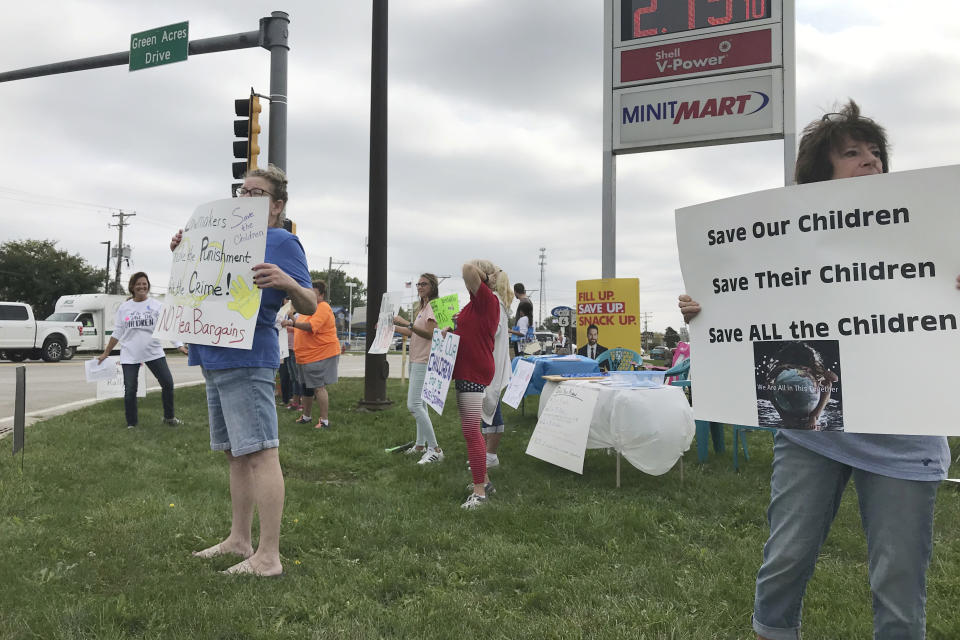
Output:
top-left (595, 347), bottom-right (642, 371)
top-left (665, 358), bottom-right (775, 471)
top-left (663, 359), bottom-right (725, 464)
top-left (732, 426), bottom-right (778, 471)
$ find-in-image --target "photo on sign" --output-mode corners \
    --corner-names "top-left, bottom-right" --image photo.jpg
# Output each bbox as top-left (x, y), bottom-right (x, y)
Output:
top-left (753, 340), bottom-right (843, 431)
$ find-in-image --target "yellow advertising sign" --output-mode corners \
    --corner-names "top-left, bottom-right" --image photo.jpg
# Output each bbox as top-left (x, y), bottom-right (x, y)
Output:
top-left (575, 278), bottom-right (642, 353)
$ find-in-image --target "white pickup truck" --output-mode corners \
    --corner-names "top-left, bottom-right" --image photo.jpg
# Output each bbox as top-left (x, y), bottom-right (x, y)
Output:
top-left (0, 301), bottom-right (83, 362)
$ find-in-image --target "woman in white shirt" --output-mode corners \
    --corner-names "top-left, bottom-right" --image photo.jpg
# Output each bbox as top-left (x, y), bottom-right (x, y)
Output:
top-left (97, 272), bottom-right (187, 428)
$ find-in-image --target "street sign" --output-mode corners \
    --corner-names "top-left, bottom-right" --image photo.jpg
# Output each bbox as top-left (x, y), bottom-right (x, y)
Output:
top-left (129, 22), bottom-right (189, 72)
top-left (557, 316), bottom-right (570, 327)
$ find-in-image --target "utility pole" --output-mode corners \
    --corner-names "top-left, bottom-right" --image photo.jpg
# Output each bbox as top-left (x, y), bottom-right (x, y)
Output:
top-left (109, 210), bottom-right (135, 294)
top-left (538, 247), bottom-right (547, 327)
top-left (100, 241), bottom-right (111, 293)
top-left (360, 0), bottom-right (392, 410)
top-left (346, 282), bottom-right (356, 342)
top-left (639, 311), bottom-right (653, 349)
top-left (327, 257), bottom-right (350, 304)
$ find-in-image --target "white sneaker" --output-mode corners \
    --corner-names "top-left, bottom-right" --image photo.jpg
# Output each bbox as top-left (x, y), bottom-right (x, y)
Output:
top-left (460, 493), bottom-right (488, 509)
top-left (417, 448), bottom-right (444, 465)
top-left (405, 445), bottom-right (425, 455)
top-left (486, 453), bottom-right (499, 468)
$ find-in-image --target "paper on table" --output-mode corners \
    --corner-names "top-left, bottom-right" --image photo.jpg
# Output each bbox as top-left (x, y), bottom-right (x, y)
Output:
top-left (85, 357), bottom-right (118, 382)
top-left (502, 359), bottom-right (535, 408)
top-left (525, 383), bottom-right (599, 474)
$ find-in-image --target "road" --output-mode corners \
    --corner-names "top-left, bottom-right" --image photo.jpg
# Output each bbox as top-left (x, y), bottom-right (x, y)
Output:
top-left (0, 352), bottom-right (407, 436)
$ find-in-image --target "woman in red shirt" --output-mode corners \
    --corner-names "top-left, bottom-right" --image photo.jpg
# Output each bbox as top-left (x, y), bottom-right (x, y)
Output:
top-left (449, 259), bottom-right (502, 509)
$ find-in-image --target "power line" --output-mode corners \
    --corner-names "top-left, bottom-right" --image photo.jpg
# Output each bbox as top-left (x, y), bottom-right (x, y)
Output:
top-left (0, 185), bottom-right (126, 212)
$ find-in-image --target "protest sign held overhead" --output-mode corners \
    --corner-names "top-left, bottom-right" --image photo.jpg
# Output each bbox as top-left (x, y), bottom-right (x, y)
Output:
top-left (676, 165), bottom-right (960, 436)
top-left (430, 294), bottom-right (459, 330)
top-left (154, 197), bottom-right (269, 349)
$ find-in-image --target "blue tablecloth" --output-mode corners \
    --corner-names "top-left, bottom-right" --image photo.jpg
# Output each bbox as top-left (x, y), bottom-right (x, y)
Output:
top-left (511, 354), bottom-right (603, 396)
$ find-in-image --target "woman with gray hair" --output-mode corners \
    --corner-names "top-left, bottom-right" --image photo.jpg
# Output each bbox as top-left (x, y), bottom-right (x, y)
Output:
top-left (173, 164), bottom-right (317, 577)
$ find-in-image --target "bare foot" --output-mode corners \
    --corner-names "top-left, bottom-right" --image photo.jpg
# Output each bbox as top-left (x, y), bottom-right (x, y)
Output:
top-left (192, 541), bottom-right (254, 559)
top-left (221, 556), bottom-right (283, 577)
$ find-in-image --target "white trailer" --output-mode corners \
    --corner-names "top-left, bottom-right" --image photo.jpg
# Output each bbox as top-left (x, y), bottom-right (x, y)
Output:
top-left (49, 294), bottom-right (128, 353)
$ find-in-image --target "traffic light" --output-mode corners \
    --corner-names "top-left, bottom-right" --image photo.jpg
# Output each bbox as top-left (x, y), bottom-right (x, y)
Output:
top-left (232, 91), bottom-right (262, 182)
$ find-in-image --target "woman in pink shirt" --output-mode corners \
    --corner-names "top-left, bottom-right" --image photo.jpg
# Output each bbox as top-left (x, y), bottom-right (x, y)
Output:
top-left (393, 273), bottom-right (443, 464)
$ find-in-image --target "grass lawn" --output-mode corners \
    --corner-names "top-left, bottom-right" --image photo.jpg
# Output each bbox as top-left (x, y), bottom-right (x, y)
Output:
top-left (2, 378), bottom-right (959, 639)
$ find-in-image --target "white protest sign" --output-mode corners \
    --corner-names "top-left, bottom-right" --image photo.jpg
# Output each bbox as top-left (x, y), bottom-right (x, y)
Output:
top-left (676, 165), bottom-right (960, 435)
top-left (421, 329), bottom-right (459, 414)
top-left (96, 362), bottom-right (146, 400)
top-left (525, 383), bottom-right (599, 474)
top-left (502, 358), bottom-right (536, 409)
top-left (368, 293), bottom-right (396, 355)
top-left (85, 357), bottom-right (117, 382)
top-left (154, 197), bottom-right (269, 349)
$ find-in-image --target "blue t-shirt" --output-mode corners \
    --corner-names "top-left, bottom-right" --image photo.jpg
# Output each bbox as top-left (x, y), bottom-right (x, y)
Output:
top-left (188, 227), bottom-right (312, 371)
top-left (779, 431), bottom-right (950, 482)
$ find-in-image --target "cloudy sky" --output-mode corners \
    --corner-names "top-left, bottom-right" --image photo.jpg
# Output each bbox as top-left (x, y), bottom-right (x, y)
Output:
top-left (2, 1), bottom-right (959, 334)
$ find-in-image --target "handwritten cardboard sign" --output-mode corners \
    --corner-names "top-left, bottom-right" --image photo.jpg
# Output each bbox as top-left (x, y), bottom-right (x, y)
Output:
top-left (96, 362), bottom-right (146, 400)
top-left (430, 294), bottom-right (459, 330)
top-left (421, 329), bottom-right (460, 414)
top-left (525, 383), bottom-right (598, 474)
top-left (502, 358), bottom-right (536, 408)
top-left (368, 293), bottom-right (396, 355)
top-left (154, 197), bottom-right (269, 349)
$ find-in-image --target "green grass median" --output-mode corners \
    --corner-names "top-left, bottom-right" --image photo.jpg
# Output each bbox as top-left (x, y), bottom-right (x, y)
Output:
top-left (2, 378), bottom-right (959, 639)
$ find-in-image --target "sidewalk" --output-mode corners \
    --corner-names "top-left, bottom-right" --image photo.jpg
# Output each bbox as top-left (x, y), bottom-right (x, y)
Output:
top-left (0, 353), bottom-right (406, 438)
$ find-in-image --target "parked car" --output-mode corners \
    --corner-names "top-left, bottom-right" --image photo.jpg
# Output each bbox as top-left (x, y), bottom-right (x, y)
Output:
top-left (0, 301), bottom-right (83, 362)
top-left (533, 331), bottom-right (555, 355)
top-left (650, 346), bottom-right (669, 359)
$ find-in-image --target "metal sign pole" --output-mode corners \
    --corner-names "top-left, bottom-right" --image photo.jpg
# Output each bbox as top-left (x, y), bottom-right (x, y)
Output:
top-left (601, 0), bottom-right (617, 279)
top-left (781, 0), bottom-right (797, 186)
top-left (13, 366), bottom-right (26, 469)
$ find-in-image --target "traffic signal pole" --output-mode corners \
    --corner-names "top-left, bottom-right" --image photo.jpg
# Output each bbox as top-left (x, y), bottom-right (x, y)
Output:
top-left (263, 11), bottom-right (289, 171)
top-left (0, 13), bottom-right (290, 174)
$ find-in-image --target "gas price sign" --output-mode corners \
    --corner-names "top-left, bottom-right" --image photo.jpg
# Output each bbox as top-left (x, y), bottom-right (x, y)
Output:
top-left (622, 0), bottom-right (771, 42)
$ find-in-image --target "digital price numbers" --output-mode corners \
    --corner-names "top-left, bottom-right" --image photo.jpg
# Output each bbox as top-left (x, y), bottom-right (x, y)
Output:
top-left (622, 0), bottom-right (771, 41)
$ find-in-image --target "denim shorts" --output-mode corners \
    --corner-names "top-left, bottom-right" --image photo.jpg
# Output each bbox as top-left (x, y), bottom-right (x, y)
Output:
top-left (202, 367), bottom-right (279, 456)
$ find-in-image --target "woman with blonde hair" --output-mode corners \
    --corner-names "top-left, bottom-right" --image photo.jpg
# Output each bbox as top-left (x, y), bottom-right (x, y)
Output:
top-left (392, 272), bottom-right (444, 464)
top-left (480, 266), bottom-right (513, 470)
top-left (447, 259), bottom-right (502, 508)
